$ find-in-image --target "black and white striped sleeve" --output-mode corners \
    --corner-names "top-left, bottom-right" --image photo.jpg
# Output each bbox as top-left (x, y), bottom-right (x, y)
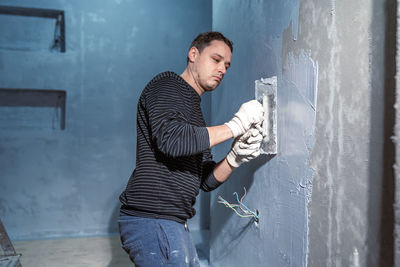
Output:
top-left (146, 78), bottom-right (210, 158)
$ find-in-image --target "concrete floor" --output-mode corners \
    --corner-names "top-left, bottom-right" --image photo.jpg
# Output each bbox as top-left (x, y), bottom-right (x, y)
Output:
top-left (13, 235), bottom-right (132, 267)
top-left (12, 234), bottom-right (210, 267)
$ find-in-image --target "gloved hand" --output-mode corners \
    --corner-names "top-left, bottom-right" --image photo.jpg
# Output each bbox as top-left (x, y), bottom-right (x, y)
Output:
top-left (226, 127), bottom-right (263, 168)
top-left (225, 100), bottom-right (264, 138)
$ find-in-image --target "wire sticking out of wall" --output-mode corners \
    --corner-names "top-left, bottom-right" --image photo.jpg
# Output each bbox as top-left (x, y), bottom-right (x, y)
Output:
top-left (218, 187), bottom-right (259, 223)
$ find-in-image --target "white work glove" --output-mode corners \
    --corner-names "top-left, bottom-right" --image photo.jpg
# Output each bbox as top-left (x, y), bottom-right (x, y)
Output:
top-left (226, 127), bottom-right (263, 168)
top-left (225, 100), bottom-right (264, 138)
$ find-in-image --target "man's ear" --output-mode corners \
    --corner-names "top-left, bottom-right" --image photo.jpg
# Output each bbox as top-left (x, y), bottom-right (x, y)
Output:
top-left (187, 46), bottom-right (199, 63)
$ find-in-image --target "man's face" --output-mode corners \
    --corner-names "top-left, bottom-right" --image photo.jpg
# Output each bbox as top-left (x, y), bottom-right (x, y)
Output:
top-left (190, 40), bottom-right (232, 93)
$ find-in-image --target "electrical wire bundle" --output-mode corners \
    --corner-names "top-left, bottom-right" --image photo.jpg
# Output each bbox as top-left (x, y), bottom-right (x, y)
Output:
top-left (217, 187), bottom-right (259, 222)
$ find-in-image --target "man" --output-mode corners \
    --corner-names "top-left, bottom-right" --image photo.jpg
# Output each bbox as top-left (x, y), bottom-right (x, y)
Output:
top-left (119, 32), bottom-right (264, 266)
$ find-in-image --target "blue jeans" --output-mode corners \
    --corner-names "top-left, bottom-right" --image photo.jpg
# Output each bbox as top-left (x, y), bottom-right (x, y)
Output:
top-left (118, 214), bottom-right (200, 267)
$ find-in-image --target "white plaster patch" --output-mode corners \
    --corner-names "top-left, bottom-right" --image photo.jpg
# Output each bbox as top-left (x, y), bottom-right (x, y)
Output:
top-left (284, 51), bottom-right (318, 111)
top-left (280, 50), bottom-right (318, 266)
top-left (286, 101), bottom-right (309, 124)
top-left (350, 248), bottom-right (360, 267)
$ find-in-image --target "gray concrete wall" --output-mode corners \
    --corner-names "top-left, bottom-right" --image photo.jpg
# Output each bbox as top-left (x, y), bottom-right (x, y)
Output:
top-left (299, 0), bottom-right (394, 265)
top-left (210, 0), bottom-right (392, 266)
top-left (0, 0), bottom-right (212, 240)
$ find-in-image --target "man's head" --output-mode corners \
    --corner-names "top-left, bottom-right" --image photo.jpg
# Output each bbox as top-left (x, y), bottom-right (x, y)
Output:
top-left (186, 32), bottom-right (233, 64)
top-left (183, 32), bottom-right (233, 95)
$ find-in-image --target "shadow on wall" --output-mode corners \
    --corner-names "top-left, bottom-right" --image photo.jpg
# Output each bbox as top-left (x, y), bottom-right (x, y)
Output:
top-left (108, 201), bottom-right (120, 234)
top-left (107, 200), bottom-right (124, 267)
top-left (0, 88), bottom-right (66, 130)
top-left (209, 154), bottom-right (274, 250)
top-left (0, 5), bottom-right (66, 53)
top-left (368, 0), bottom-right (397, 266)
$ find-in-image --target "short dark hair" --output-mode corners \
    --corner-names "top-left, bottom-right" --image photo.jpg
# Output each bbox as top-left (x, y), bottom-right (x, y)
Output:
top-left (187, 31), bottom-right (233, 63)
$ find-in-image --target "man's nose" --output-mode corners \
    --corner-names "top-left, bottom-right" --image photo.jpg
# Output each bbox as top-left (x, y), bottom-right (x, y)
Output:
top-left (218, 63), bottom-right (226, 75)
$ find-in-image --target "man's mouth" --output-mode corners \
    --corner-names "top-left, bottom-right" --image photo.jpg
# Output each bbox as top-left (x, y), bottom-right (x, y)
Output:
top-left (213, 76), bottom-right (222, 82)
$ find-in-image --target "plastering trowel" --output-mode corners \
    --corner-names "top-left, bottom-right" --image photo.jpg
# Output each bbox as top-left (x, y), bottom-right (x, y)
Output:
top-left (255, 76), bottom-right (277, 155)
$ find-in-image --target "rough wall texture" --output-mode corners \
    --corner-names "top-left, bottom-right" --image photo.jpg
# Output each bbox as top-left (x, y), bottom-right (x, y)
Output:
top-left (0, 0), bottom-right (212, 240)
top-left (296, 0), bottom-right (394, 266)
top-left (210, 1), bottom-right (317, 266)
top-left (211, 0), bottom-right (391, 266)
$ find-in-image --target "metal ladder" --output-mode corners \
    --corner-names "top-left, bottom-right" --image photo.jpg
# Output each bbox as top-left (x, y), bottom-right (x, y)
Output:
top-left (0, 219), bottom-right (21, 267)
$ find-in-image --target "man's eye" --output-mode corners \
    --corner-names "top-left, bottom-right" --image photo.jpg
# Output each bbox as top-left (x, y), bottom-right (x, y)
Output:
top-left (214, 58), bottom-right (220, 63)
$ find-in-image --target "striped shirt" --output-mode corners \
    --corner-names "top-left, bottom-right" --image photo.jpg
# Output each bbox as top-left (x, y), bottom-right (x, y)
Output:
top-left (119, 71), bottom-right (222, 224)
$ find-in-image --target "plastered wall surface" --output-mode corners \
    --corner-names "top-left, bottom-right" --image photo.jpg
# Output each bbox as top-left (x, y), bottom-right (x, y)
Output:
top-left (210, 1), bottom-right (317, 266)
top-left (0, 0), bottom-right (212, 240)
top-left (292, 0), bottom-right (390, 266)
top-left (211, 0), bottom-right (389, 266)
